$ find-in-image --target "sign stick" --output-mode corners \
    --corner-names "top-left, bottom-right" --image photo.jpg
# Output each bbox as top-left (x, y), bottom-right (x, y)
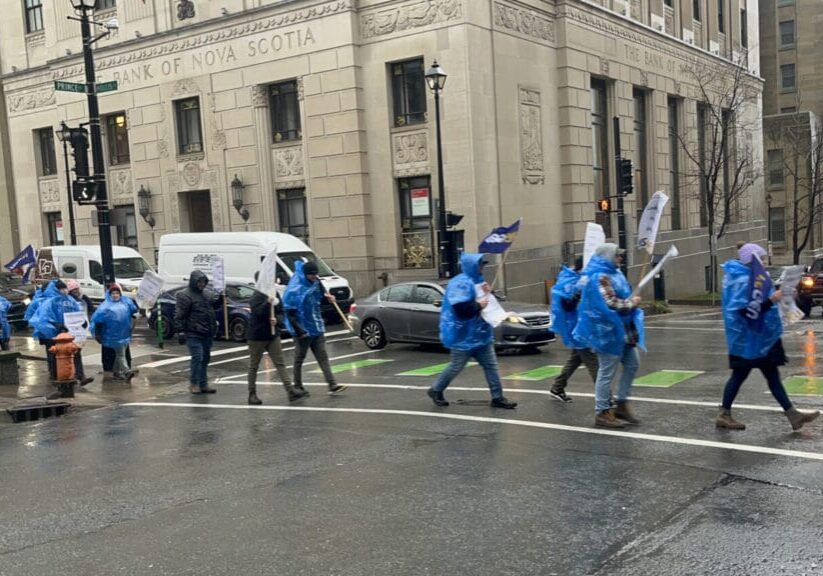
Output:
top-left (223, 294), bottom-right (230, 340)
top-left (156, 301), bottom-right (164, 349)
top-left (490, 250), bottom-right (510, 292)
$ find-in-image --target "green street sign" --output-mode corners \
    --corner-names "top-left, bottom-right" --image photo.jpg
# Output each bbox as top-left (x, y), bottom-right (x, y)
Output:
top-left (54, 80), bottom-right (85, 94)
top-left (97, 81), bottom-right (118, 93)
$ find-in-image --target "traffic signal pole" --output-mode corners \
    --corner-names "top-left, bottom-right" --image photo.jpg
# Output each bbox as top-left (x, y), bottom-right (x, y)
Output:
top-left (613, 117), bottom-right (627, 273)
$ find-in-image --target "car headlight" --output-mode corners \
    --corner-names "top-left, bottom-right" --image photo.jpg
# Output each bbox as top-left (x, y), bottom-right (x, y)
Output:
top-left (23, 297), bottom-right (31, 305)
top-left (504, 315), bottom-right (527, 325)
top-left (800, 277), bottom-right (814, 288)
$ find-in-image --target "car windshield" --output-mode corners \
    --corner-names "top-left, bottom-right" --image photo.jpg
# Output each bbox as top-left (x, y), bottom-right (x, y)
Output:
top-left (225, 285), bottom-right (258, 302)
top-left (279, 252), bottom-right (334, 277)
top-left (114, 257), bottom-right (151, 279)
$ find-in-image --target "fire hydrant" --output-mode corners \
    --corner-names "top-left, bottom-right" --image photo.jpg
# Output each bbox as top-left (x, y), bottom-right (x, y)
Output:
top-left (49, 332), bottom-right (81, 398)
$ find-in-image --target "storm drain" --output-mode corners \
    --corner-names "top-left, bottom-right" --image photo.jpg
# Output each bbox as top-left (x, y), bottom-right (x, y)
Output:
top-left (6, 402), bottom-right (71, 423)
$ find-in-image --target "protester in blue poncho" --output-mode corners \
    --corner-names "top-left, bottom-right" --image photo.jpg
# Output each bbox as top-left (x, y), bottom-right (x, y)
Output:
top-left (549, 257), bottom-right (599, 403)
top-left (0, 295), bottom-right (11, 351)
top-left (574, 244), bottom-right (645, 428)
top-left (426, 253), bottom-right (517, 409)
top-left (717, 243), bottom-right (819, 431)
top-left (283, 260), bottom-right (347, 396)
top-left (90, 283), bottom-right (137, 381)
top-left (24, 279), bottom-right (59, 323)
top-left (29, 279), bottom-right (81, 379)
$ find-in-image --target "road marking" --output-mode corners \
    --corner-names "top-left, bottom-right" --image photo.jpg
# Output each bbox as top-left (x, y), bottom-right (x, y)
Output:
top-left (216, 349), bottom-right (384, 383)
top-left (645, 326), bottom-right (725, 332)
top-left (397, 362), bottom-right (477, 377)
top-left (784, 376), bottom-right (823, 396)
top-left (635, 370), bottom-right (704, 388)
top-left (503, 365), bottom-right (563, 381)
top-left (125, 402), bottom-right (823, 462)
top-left (315, 358), bottom-right (393, 374)
top-left (204, 336), bottom-right (360, 369)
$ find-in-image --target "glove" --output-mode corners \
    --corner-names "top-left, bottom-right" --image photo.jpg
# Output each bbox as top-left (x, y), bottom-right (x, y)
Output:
top-left (178, 333), bottom-right (187, 345)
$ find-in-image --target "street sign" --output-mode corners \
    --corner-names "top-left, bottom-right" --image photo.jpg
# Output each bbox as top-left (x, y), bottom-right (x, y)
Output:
top-left (54, 81), bottom-right (85, 93)
top-left (96, 81), bottom-right (118, 93)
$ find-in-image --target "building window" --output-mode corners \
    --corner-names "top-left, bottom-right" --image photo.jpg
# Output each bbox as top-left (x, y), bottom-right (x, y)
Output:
top-left (105, 113), bottom-right (130, 166)
top-left (740, 9), bottom-right (748, 48)
top-left (591, 79), bottom-right (611, 236)
top-left (24, 0), bottom-right (43, 33)
top-left (693, 0), bottom-right (701, 21)
top-left (769, 207), bottom-right (786, 245)
top-left (175, 98), bottom-right (203, 155)
top-left (633, 89), bottom-right (649, 209)
top-left (36, 127), bottom-right (57, 177)
top-left (780, 64), bottom-right (796, 91)
top-left (112, 205), bottom-right (138, 249)
top-left (45, 212), bottom-right (64, 246)
top-left (95, 0), bottom-right (116, 9)
top-left (767, 149), bottom-right (784, 188)
top-left (391, 58), bottom-right (427, 127)
top-left (717, 0), bottom-right (725, 33)
top-left (779, 21), bottom-right (795, 48)
top-left (668, 97), bottom-right (682, 230)
top-left (398, 176), bottom-right (434, 269)
top-left (269, 80), bottom-right (301, 143)
top-left (697, 104), bottom-right (708, 227)
top-left (278, 188), bottom-right (308, 243)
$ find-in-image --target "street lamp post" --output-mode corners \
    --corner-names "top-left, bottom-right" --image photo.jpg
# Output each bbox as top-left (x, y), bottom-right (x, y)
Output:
top-left (425, 60), bottom-right (449, 278)
top-left (55, 122), bottom-right (77, 246)
top-left (69, 0), bottom-right (116, 287)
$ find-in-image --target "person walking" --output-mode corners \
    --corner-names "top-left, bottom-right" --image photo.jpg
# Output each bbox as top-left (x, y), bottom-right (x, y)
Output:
top-left (716, 243), bottom-right (819, 431)
top-left (427, 253), bottom-right (517, 409)
top-left (90, 284), bottom-right (137, 381)
top-left (574, 244), bottom-right (644, 428)
top-left (0, 294), bottom-right (11, 351)
top-left (246, 272), bottom-right (307, 405)
top-left (175, 270), bottom-right (218, 394)
top-left (67, 280), bottom-right (94, 385)
top-left (29, 279), bottom-right (82, 380)
top-left (549, 257), bottom-right (598, 403)
top-left (283, 260), bottom-right (347, 396)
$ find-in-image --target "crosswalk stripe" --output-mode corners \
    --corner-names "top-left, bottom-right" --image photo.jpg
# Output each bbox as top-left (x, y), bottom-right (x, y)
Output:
top-left (312, 359), bottom-right (393, 374)
top-left (397, 362), bottom-right (477, 377)
top-left (784, 376), bottom-right (823, 396)
top-left (634, 370), bottom-right (704, 388)
top-left (503, 365), bottom-right (563, 381)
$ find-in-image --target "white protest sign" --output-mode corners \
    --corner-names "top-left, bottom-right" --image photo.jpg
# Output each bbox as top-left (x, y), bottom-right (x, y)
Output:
top-left (637, 191), bottom-right (669, 254)
top-left (778, 265), bottom-right (805, 324)
top-left (63, 311), bottom-right (88, 344)
top-left (633, 245), bottom-right (679, 296)
top-left (255, 249), bottom-right (280, 302)
top-left (475, 284), bottom-right (508, 328)
top-left (136, 270), bottom-right (165, 309)
top-left (211, 255), bottom-right (225, 294)
top-left (583, 222), bottom-right (606, 267)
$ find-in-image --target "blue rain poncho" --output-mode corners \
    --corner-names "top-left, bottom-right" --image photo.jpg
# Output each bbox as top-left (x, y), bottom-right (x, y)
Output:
top-left (550, 266), bottom-right (586, 349)
top-left (90, 290), bottom-right (138, 348)
top-left (282, 261), bottom-right (325, 337)
top-left (721, 259), bottom-right (782, 359)
top-left (573, 255), bottom-right (645, 356)
top-left (29, 290), bottom-right (82, 341)
top-left (24, 280), bottom-right (59, 323)
top-left (439, 253), bottom-right (493, 351)
top-left (0, 295), bottom-right (10, 341)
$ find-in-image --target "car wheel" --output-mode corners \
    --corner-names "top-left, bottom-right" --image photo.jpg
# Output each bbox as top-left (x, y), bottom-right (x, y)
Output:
top-left (361, 319), bottom-right (387, 349)
top-left (151, 315), bottom-right (175, 340)
top-left (229, 317), bottom-right (248, 342)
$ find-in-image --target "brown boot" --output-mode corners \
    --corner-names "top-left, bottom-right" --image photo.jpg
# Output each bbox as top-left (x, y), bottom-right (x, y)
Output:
top-left (614, 401), bottom-right (640, 424)
top-left (785, 407), bottom-right (820, 431)
top-left (595, 409), bottom-right (626, 429)
top-left (716, 408), bottom-right (746, 430)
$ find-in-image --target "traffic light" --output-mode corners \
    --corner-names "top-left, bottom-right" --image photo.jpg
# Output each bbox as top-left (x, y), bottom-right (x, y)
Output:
top-left (618, 158), bottom-right (633, 196)
top-left (597, 198), bottom-right (611, 213)
top-left (68, 127), bottom-right (90, 179)
top-left (440, 211), bottom-right (463, 229)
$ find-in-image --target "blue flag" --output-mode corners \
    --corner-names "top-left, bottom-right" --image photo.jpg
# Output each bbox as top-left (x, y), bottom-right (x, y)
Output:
top-left (744, 254), bottom-right (773, 333)
top-left (478, 219), bottom-right (521, 254)
top-left (4, 245), bottom-right (37, 281)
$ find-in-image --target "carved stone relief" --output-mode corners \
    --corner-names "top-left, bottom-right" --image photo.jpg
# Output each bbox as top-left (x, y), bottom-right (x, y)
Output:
top-left (250, 85), bottom-right (268, 108)
top-left (177, 0), bottom-right (196, 21)
top-left (631, 0), bottom-right (642, 21)
top-left (518, 88), bottom-right (544, 185)
top-left (361, 0), bottom-right (462, 39)
top-left (39, 178), bottom-right (61, 211)
top-left (208, 94), bottom-right (227, 151)
top-left (182, 162), bottom-right (203, 188)
top-left (600, 58), bottom-right (610, 75)
top-left (8, 88), bottom-right (56, 115)
top-left (273, 146), bottom-right (305, 189)
top-left (110, 168), bottom-right (133, 199)
top-left (392, 130), bottom-right (430, 178)
top-left (493, 2), bottom-right (555, 44)
top-left (663, 6), bottom-right (674, 35)
top-left (171, 78), bottom-right (201, 98)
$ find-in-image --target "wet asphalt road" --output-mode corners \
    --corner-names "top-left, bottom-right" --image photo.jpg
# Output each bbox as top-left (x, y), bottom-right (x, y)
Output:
top-left (1, 308), bottom-right (822, 575)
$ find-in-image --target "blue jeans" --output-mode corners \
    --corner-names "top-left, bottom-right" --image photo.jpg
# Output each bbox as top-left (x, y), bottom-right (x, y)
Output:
top-left (432, 343), bottom-right (504, 400)
top-left (595, 346), bottom-right (639, 413)
top-left (187, 336), bottom-right (212, 389)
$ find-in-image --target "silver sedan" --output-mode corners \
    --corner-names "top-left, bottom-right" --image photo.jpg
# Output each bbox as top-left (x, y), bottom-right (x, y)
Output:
top-left (349, 281), bottom-right (555, 351)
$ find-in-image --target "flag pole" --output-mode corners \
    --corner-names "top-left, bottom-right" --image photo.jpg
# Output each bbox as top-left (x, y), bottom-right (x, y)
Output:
top-left (490, 250), bottom-right (509, 292)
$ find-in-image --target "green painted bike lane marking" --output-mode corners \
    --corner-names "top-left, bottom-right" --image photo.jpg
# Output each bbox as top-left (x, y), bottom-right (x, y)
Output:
top-left (634, 370), bottom-right (703, 388)
top-left (783, 376), bottom-right (823, 396)
top-left (312, 359), bottom-right (393, 374)
top-left (503, 366), bottom-right (563, 381)
top-left (398, 362), bottom-right (478, 377)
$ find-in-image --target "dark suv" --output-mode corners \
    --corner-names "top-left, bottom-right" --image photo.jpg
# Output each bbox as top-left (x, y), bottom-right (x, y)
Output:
top-left (797, 258), bottom-right (823, 317)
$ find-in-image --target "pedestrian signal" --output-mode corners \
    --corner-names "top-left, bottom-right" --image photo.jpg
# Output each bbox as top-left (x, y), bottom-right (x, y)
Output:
top-left (597, 198), bottom-right (611, 213)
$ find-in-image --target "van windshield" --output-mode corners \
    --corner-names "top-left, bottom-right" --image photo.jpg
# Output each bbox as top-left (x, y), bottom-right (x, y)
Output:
top-left (279, 252), bottom-right (334, 277)
top-left (114, 258), bottom-right (152, 278)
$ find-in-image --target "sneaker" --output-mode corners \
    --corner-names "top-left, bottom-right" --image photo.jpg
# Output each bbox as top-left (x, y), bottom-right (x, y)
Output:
top-left (490, 396), bottom-right (517, 409)
top-left (248, 392), bottom-right (262, 406)
top-left (328, 384), bottom-right (348, 395)
top-left (287, 386), bottom-right (308, 402)
top-left (614, 401), bottom-right (640, 424)
top-left (190, 386), bottom-right (202, 395)
top-left (549, 388), bottom-right (573, 403)
top-left (595, 409), bottom-right (626, 428)
top-left (294, 385), bottom-right (311, 398)
top-left (113, 373), bottom-right (128, 381)
top-left (427, 388), bottom-right (449, 407)
top-left (79, 377), bottom-right (94, 386)
top-left (201, 387), bottom-right (217, 394)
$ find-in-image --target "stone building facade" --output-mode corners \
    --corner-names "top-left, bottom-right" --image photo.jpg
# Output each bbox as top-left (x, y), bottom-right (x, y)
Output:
top-left (1, 0), bottom-right (764, 299)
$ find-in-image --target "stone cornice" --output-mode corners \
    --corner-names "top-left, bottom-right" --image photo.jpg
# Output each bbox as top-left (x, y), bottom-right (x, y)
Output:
top-left (360, 0), bottom-right (463, 40)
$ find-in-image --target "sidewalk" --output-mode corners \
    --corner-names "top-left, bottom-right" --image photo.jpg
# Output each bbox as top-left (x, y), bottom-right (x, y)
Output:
top-left (0, 335), bottom-right (192, 425)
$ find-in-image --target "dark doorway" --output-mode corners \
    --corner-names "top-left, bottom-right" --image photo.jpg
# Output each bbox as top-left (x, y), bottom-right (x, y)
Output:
top-left (180, 190), bottom-right (214, 233)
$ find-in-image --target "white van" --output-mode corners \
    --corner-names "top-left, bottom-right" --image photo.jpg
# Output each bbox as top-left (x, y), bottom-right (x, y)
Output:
top-left (35, 245), bottom-right (154, 303)
top-left (157, 232), bottom-right (354, 315)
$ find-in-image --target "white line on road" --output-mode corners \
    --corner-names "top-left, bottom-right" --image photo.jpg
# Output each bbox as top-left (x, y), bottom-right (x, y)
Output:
top-left (124, 401), bottom-right (823, 462)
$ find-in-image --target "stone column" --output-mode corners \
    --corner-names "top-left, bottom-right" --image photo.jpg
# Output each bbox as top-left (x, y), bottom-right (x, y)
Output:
top-left (251, 85), bottom-right (275, 230)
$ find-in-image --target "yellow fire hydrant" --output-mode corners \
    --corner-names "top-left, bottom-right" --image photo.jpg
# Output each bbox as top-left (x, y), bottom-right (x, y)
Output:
top-left (49, 332), bottom-right (81, 397)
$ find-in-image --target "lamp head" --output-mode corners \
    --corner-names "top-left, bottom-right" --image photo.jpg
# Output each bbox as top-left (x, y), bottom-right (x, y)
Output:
top-left (70, 0), bottom-right (96, 11)
top-left (425, 60), bottom-right (447, 93)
